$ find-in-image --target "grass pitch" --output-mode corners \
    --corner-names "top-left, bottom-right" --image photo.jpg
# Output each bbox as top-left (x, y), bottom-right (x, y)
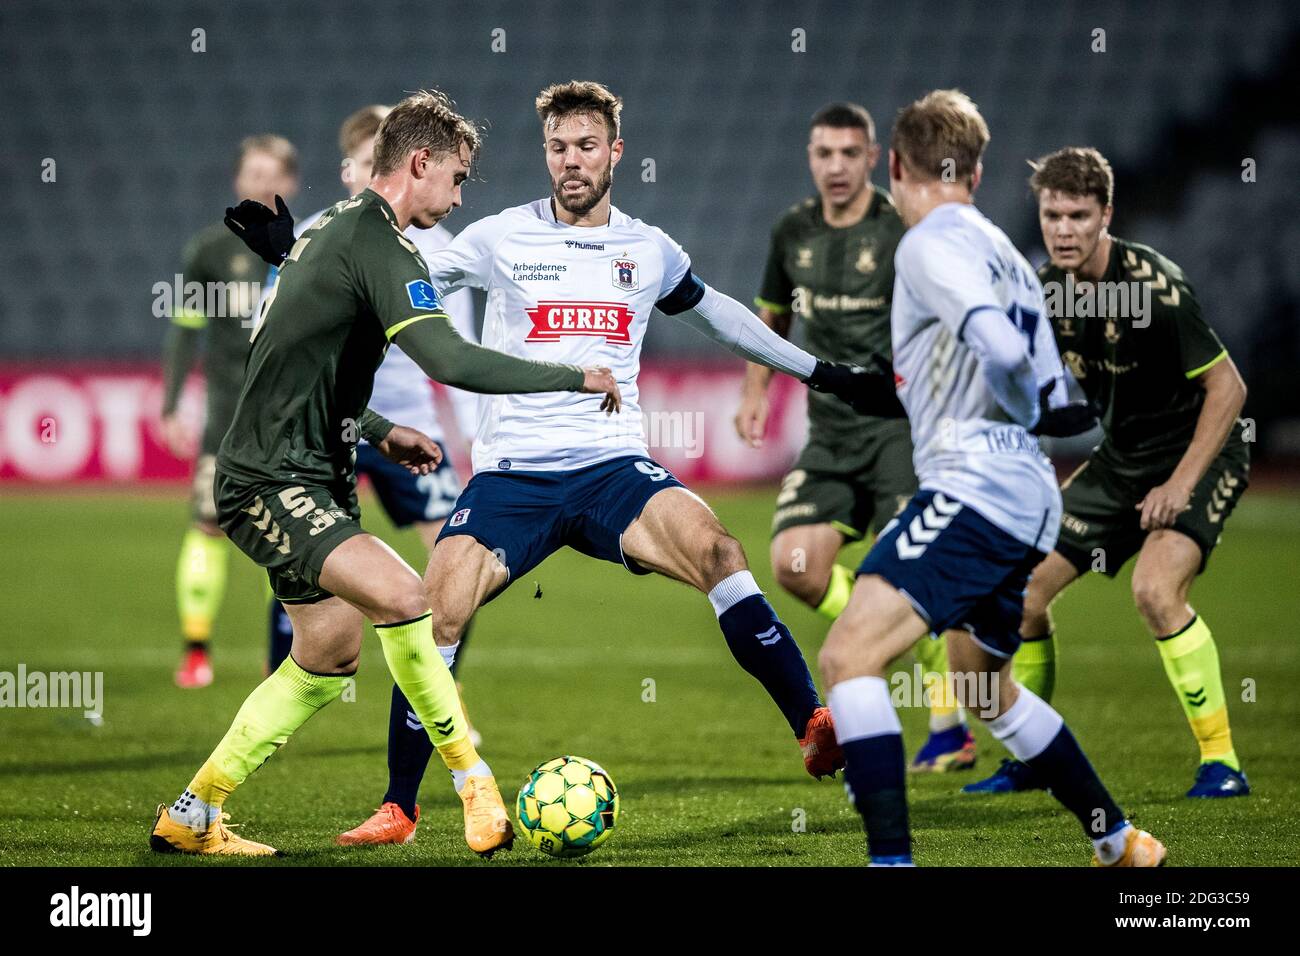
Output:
top-left (1, 487), bottom-right (1297, 866)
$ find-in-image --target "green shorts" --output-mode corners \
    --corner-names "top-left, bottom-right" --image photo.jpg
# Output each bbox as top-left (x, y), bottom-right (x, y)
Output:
top-left (1055, 441), bottom-right (1250, 577)
top-left (771, 420), bottom-right (918, 540)
top-left (214, 470), bottom-right (364, 603)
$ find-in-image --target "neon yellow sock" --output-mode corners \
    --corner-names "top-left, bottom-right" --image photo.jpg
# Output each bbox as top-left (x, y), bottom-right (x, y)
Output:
top-left (914, 635), bottom-right (962, 731)
top-left (176, 528), bottom-right (228, 641)
top-left (375, 613), bottom-right (480, 771)
top-left (1156, 615), bottom-right (1239, 770)
top-left (188, 656), bottom-right (347, 806)
top-left (816, 564), bottom-right (854, 621)
top-left (1013, 632), bottom-right (1057, 703)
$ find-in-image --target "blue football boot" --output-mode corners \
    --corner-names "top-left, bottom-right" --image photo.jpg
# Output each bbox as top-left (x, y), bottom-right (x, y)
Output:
top-left (1186, 761), bottom-right (1250, 798)
top-left (960, 758), bottom-right (1044, 794)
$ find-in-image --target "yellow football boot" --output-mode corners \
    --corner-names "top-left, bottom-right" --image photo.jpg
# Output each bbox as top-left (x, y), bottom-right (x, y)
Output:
top-left (1092, 827), bottom-right (1167, 867)
top-left (149, 804), bottom-right (278, 857)
top-left (458, 776), bottom-right (514, 858)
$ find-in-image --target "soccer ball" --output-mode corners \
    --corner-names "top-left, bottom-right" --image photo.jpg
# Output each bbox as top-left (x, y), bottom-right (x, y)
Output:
top-left (516, 755), bottom-right (619, 858)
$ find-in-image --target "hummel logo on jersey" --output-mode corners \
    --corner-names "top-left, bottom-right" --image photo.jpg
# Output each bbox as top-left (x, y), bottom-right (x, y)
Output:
top-left (756, 625), bottom-right (783, 646)
top-left (895, 493), bottom-right (963, 560)
top-left (432, 716), bottom-right (456, 737)
top-left (525, 301), bottom-right (635, 344)
top-left (612, 258), bottom-right (638, 291)
top-left (405, 279), bottom-right (441, 310)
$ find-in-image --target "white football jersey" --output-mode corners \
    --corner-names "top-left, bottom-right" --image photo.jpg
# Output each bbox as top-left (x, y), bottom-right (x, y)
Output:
top-left (295, 208), bottom-right (479, 443)
top-left (425, 198), bottom-right (696, 473)
top-left (891, 202), bottom-right (1064, 550)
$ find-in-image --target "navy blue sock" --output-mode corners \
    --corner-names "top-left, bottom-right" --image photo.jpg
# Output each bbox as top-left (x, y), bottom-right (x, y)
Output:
top-left (842, 734), bottom-right (911, 861)
top-left (1024, 725), bottom-right (1125, 839)
top-left (382, 683), bottom-right (434, 821)
top-left (267, 600), bottom-right (292, 673)
top-left (717, 593), bottom-right (819, 735)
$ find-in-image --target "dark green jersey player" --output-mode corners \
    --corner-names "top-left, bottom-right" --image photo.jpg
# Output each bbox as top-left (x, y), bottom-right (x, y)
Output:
top-left (965, 147), bottom-right (1252, 799)
top-left (160, 134), bottom-right (300, 688)
top-left (152, 91), bottom-right (620, 860)
top-left (735, 103), bottom-right (974, 774)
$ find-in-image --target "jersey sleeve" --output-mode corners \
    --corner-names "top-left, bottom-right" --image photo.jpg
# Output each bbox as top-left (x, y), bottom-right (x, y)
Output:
top-left (1169, 283), bottom-right (1227, 378)
top-left (647, 226), bottom-right (700, 314)
top-left (421, 215), bottom-right (501, 294)
top-left (349, 209), bottom-right (449, 339)
top-left (756, 220), bottom-right (793, 314)
top-left (895, 224), bottom-right (1003, 340)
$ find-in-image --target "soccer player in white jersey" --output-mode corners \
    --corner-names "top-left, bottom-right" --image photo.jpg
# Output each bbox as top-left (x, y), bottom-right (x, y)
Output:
top-left (817, 90), bottom-right (1167, 866)
top-left (259, 105), bottom-right (486, 847)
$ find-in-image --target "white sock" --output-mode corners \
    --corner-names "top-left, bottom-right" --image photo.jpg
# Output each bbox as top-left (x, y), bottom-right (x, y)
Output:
top-left (1093, 823), bottom-right (1134, 864)
top-left (986, 686), bottom-right (1063, 761)
top-left (707, 570), bottom-right (761, 617)
top-left (170, 789), bottom-right (220, 832)
top-left (451, 758), bottom-right (491, 793)
top-left (827, 676), bottom-right (900, 744)
top-left (438, 641), bottom-right (460, 671)
top-left (929, 708), bottom-right (964, 733)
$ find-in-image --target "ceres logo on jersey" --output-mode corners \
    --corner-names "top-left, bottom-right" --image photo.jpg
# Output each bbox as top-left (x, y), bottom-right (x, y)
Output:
top-left (525, 301), bottom-right (635, 345)
top-left (612, 258), bottom-right (639, 291)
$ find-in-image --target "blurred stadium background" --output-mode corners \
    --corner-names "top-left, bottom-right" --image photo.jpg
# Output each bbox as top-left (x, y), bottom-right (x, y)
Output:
top-left (2, 1), bottom-right (1299, 867)
top-left (1, 0), bottom-right (1298, 479)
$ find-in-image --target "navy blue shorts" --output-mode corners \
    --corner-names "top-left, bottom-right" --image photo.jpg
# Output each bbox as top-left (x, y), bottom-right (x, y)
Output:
top-left (356, 441), bottom-right (462, 528)
top-left (857, 489), bottom-right (1046, 660)
top-left (436, 455), bottom-right (685, 600)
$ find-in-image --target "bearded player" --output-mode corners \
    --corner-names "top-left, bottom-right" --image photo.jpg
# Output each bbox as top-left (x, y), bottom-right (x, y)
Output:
top-left (735, 102), bottom-right (976, 773)
top-left (149, 90), bottom-right (622, 857)
top-left (819, 90), bottom-right (1165, 866)
top-left (160, 135), bottom-right (299, 688)
top-left (230, 81), bottom-right (906, 850)
top-left (963, 147), bottom-right (1251, 798)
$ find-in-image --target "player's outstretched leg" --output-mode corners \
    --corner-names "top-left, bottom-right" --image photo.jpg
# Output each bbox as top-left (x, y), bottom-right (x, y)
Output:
top-left (963, 551), bottom-right (1077, 795)
top-left (624, 488), bottom-right (836, 778)
top-left (947, 630), bottom-right (1166, 866)
top-left (174, 524), bottom-right (227, 688)
top-left (1133, 531), bottom-right (1248, 798)
top-left (151, 596), bottom-right (363, 856)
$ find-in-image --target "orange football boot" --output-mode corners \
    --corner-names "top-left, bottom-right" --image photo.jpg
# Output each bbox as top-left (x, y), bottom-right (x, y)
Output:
top-left (336, 802), bottom-right (419, 846)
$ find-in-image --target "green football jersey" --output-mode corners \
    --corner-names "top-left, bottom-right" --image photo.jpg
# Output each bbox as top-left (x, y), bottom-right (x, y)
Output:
top-left (1039, 236), bottom-right (1240, 476)
top-left (215, 189), bottom-right (580, 487)
top-left (161, 223), bottom-right (264, 452)
top-left (756, 186), bottom-right (905, 456)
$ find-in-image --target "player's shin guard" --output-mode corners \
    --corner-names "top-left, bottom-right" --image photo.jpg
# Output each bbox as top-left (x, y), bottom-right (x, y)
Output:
top-left (828, 676), bottom-right (911, 862)
top-left (267, 600), bottom-right (293, 673)
top-left (710, 570), bottom-right (819, 735)
top-left (175, 656), bottom-right (347, 829)
top-left (989, 685), bottom-right (1125, 840)
top-left (1013, 631), bottom-right (1057, 702)
top-left (914, 635), bottom-right (963, 732)
top-left (374, 613), bottom-right (480, 773)
top-left (176, 528), bottom-right (228, 641)
top-left (1156, 615), bottom-right (1239, 770)
top-left (384, 683), bottom-right (435, 821)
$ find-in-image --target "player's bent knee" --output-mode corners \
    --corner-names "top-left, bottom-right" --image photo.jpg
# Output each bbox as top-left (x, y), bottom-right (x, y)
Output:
top-left (380, 587), bottom-right (433, 627)
top-left (1131, 579), bottom-right (1186, 634)
top-left (773, 560), bottom-right (823, 606)
top-left (703, 534), bottom-right (748, 583)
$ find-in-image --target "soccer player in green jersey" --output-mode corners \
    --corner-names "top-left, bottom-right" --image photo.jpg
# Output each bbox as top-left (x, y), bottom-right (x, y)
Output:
top-left (734, 103), bottom-right (976, 772)
top-left (160, 135), bottom-right (299, 688)
top-left (964, 147), bottom-right (1251, 798)
top-left (150, 91), bottom-right (621, 858)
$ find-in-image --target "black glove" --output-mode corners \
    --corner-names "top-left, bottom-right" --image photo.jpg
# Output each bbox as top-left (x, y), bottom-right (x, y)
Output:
top-left (804, 357), bottom-right (906, 418)
top-left (224, 194), bottom-right (296, 266)
top-left (1030, 381), bottom-right (1098, 437)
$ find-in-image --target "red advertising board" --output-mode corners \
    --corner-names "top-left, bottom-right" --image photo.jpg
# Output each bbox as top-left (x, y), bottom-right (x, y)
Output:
top-left (0, 364), bottom-right (809, 485)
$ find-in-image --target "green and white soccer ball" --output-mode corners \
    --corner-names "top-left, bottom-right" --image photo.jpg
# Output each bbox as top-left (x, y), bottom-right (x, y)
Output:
top-left (516, 755), bottom-right (619, 858)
